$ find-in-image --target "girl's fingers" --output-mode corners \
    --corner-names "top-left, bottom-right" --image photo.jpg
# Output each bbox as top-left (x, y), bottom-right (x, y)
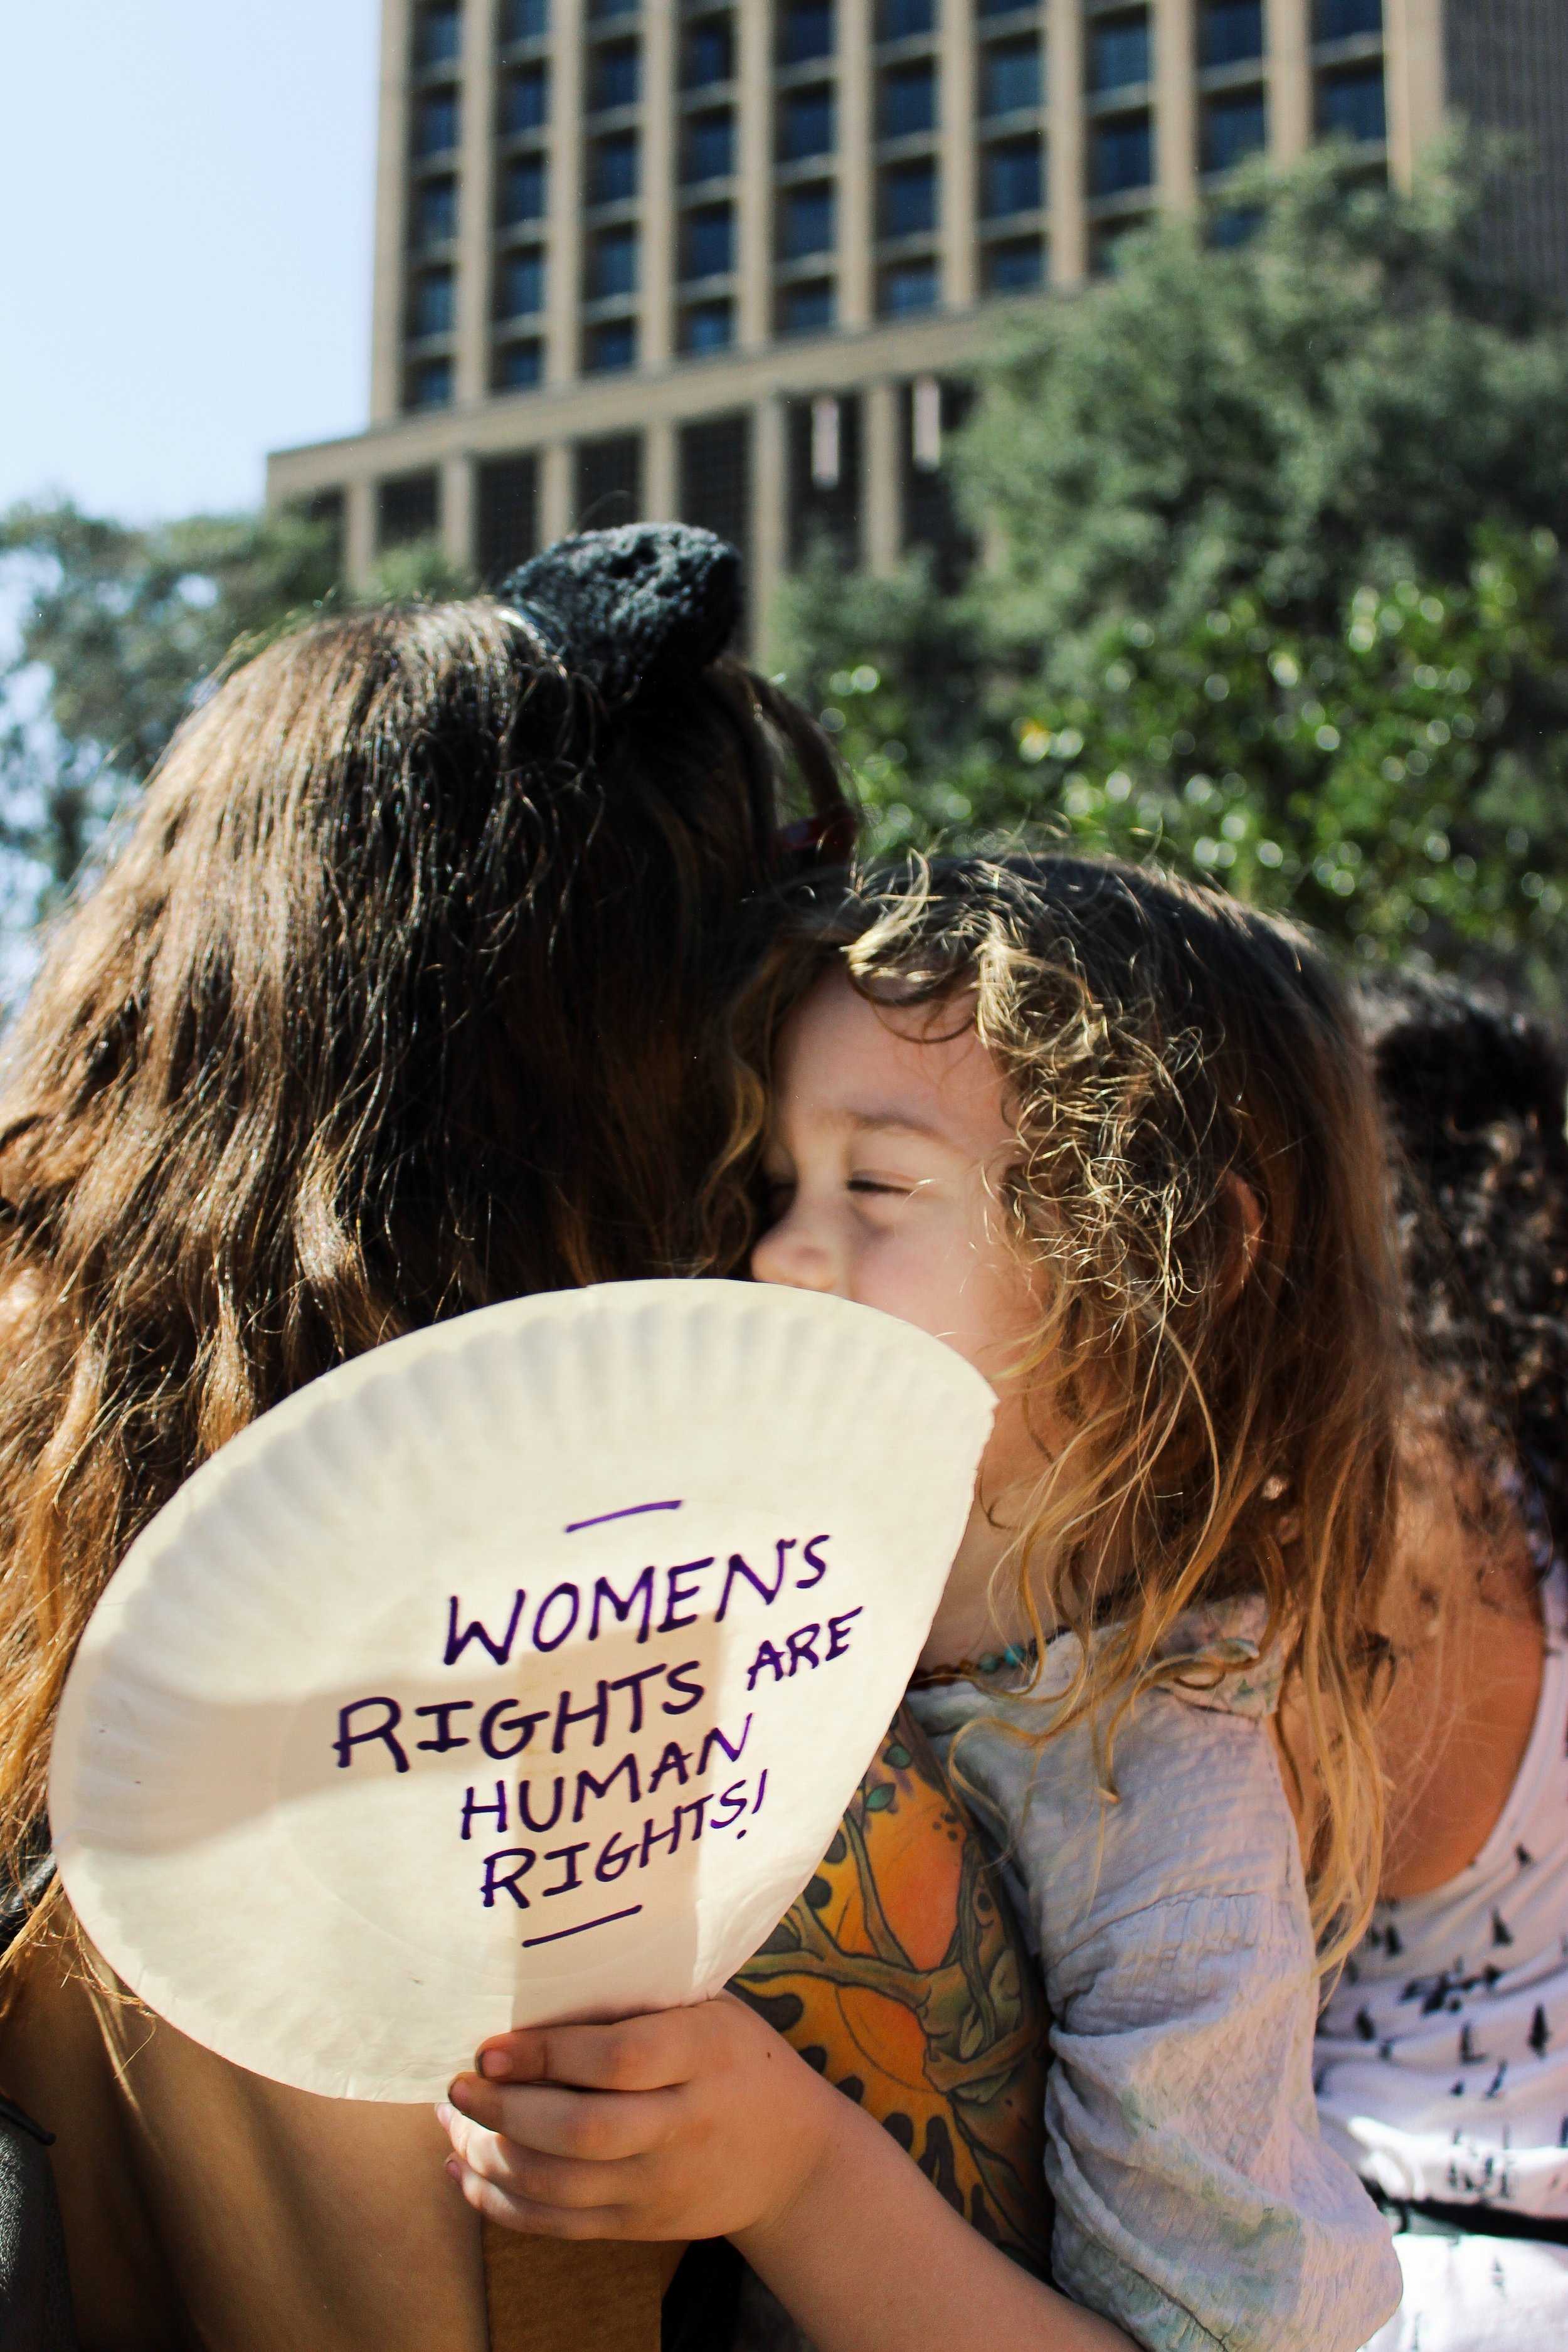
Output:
top-left (475, 2009), bottom-right (702, 2094)
top-left (445, 2157), bottom-right (638, 2240)
top-left (446, 2077), bottom-right (680, 2159)
top-left (440, 2108), bottom-right (643, 2210)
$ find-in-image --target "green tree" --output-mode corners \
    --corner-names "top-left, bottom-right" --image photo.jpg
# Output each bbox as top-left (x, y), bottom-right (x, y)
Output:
top-left (966, 142), bottom-right (1568, 662)
top-left (1022, 534), bottom-right (1566, 997)
top-left (0, 502), bottom-right (473, 958)
top-left (774, 144), bottom-right (1568, 998)
top-left (0, 502), bottom-right (342, 935)
top-left (775, 545), bottom-right (998, 816)
top-left (362, 534), bottom-right (475, 607)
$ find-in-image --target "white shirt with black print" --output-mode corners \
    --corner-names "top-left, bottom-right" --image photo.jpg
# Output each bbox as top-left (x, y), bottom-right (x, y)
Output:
top-left (1316, 1554), bottom-right (1568, 2220)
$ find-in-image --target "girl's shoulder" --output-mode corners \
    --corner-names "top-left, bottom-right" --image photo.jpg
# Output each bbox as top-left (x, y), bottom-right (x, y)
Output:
top-left (911, 1590), bottom-right (1283, 1740)
top-left (908, 1594), bottom-right (1302, 1951)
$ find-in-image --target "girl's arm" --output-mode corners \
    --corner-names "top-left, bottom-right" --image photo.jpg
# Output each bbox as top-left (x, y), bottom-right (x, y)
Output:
top-left (732, 1705), bottom-right (1053, 2274)
top-left (909, 1686), bottom-right (1403, 2352)
top-left (439, 1997), bottom-right (1130, 2352)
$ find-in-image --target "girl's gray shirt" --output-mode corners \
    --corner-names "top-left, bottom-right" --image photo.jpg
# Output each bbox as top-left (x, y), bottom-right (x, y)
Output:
top-left (907, 1608), bottom-right (1401, 2352)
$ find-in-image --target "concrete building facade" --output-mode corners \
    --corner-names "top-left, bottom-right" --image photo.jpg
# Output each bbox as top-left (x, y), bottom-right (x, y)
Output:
top-left (265, 0), bottom-right (1567, 628)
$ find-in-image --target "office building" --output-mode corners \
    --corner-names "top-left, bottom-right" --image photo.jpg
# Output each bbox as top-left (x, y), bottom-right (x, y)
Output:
top-left (266, 0), bottom-right (1568, 630)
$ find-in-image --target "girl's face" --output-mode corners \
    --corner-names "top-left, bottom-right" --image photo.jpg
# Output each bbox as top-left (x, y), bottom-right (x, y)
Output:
top-left (753, 970), bottom-right (1043, 1663)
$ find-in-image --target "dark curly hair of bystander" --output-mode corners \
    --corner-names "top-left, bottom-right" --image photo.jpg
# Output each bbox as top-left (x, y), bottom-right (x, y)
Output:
top-left (1358, 970), bottom-right (1568, 1559)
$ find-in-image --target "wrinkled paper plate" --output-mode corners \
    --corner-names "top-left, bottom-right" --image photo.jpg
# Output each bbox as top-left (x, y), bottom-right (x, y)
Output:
top-left (51, 1281), bottom-right (993, 2100)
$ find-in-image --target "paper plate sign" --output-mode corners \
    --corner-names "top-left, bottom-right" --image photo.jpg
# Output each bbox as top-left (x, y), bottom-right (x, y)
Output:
top-left (50, 1281), bottom-right (993, 2102)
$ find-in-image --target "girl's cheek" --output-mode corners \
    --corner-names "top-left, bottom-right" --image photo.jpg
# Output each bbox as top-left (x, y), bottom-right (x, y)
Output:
top-left (852, 1244), bottom-right (916, 1322)
top-left (877, 1264), bottom-right (962, 1347)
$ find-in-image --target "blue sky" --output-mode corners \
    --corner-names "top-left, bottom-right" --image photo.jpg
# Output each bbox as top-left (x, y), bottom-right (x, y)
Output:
top-left (4, 1), bottom-right (379, 521)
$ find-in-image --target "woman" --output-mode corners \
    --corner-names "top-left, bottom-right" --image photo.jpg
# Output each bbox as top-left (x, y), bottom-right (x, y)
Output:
top-left (1316, 972), bottom-right (1568, 2351)
top-left (0, 526), bottom-right (1047, 2351)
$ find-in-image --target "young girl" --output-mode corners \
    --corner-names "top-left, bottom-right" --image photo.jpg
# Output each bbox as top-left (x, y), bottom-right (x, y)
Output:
top-left (441, 853), bottom-right (1404, 2352)
top-left (1314, 973), bottom-right (1568, 2351)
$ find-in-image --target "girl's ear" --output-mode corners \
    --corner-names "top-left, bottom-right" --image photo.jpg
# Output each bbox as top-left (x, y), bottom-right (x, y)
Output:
top-left (1220, 1172), bottom-right (1264, 1308)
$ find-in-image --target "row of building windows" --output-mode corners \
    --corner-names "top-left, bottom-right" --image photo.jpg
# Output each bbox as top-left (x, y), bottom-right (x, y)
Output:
top-left (411, 0), bottom-right (1382, 113)
top-left (406, 122), bottom-right (1382, 397)
top-left (413, 53), bottom-right (1049, 164)
top-left (418, 60), bottom-right (1379, 300)
top-left (401, 0), bottom-right (1386, 407)
top-left (484, 209), bottom-right (1109, 384)
top-left (1078, 53), bottom-right (1384, 196)
top-left (414, 28), bottom-right (1382, 164)
top-left (351, 378), bottom-right (971, 601)
top-left (410, 25), bottom-right (1383, 181)
top-left (411, 0), bottom-right (1384, 168)
top-left (414, 0), bottom-right (1384, 80)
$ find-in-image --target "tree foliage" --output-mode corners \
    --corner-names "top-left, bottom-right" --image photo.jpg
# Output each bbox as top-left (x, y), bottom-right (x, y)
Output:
top-left (0, 503), bottom-right (341, 940)
top-left (965, 141), bottom-right (1568, 661)
top-left (0, 503), bottom-right (470, 958)
top-left (773, 145), bottom-right (1568, 1000)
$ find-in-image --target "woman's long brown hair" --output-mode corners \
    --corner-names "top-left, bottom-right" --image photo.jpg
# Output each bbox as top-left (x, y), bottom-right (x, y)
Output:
top-left (0, 599), bottom-right (845, 1968)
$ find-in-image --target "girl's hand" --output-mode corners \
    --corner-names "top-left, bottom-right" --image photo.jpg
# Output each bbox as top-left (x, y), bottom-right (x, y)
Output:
top-left (438, 1993), bottom-right (844, 2245)
top-left (440, 1993), bottom-right (1133, 2352)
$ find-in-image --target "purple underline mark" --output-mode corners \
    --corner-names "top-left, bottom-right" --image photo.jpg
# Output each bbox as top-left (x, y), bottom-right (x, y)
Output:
top-left (564, 1500), bottom-right (684, 1534)
top-left (521, 1904), bottom-right (644, 1950)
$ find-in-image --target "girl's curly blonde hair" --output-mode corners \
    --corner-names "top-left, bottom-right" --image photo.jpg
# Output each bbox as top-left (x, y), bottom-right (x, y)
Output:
top-left (736, 852), bottom-right (1402, 1963)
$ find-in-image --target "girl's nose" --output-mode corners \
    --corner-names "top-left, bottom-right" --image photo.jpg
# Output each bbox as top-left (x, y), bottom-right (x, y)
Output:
top-left (751, 1207), bottom-right (840, 1296)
